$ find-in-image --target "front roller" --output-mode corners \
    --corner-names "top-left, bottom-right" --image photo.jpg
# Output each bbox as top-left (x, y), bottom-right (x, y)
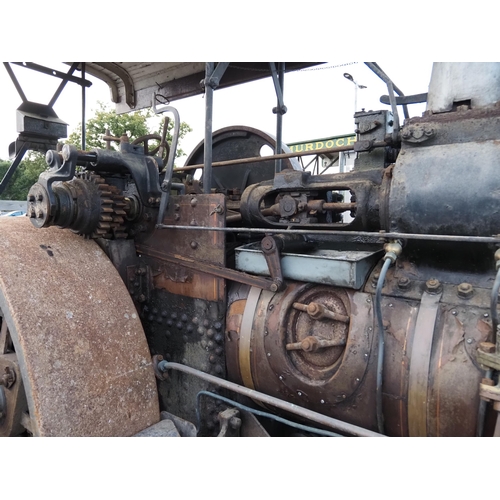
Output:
top-left (0, 217), bottom-right (159, 436)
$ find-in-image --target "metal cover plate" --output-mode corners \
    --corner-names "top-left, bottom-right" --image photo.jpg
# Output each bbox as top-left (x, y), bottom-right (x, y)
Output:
top-left (235, 242), bottom-right (381, 289)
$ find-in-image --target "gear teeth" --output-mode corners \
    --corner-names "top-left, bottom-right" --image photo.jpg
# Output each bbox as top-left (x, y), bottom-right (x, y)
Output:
top-left (76, 172), bottom-right (130, 240)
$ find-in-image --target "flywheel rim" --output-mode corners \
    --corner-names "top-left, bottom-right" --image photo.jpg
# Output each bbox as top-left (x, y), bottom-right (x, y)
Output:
top-left (0, 217), bottom-right (160, 436)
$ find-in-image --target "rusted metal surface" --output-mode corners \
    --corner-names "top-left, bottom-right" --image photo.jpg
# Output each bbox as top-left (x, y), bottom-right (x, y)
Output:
top-left (135, 194), bottom-right (229, 434)
top-left (226, 272), bottom-right (492, 436)
top-left (135, 193), bottom-right (226, 302)
top-left (159, 361), bottom-right (384, 437)
top-left (137, 245), bottom-right (282, 293)
top-left (407, 291), bottom-right (441, 437)
top-left (226, 282), bottom-right (378, 431)
top-left (239, 286), bottom-right (261, 391)
top-left (217, 408), bottom-right (241, 437)
top-left (240, 409), bottom-right (271, 437)
top-left (0, 352), bottom-right (28, 436)
top-left (427, 306), bottom-right (492, 436)
top-left (0, 217), bottom-right (159, 436)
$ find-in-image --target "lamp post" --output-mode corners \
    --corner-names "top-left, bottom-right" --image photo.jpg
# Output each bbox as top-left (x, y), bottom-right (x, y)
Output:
top-left (343, 72), bottom-right (367, 114)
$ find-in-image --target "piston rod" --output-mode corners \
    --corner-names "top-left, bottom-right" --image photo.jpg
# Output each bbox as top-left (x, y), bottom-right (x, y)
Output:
top-left (155, 225), bottom-right (500, 244)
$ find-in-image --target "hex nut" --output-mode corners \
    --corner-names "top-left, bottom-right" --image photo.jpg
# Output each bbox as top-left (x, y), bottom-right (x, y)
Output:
top-left (457, 282), bottom-right (474, 299)
top-left (398, 277), bottom-right (411, 290)
top-left (425, 278), bottom-right (441, 294)
top-left (479, 341), bottom-right (496, 354)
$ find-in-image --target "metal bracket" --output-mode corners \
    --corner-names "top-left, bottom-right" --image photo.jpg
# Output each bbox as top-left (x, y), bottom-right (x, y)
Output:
top-left (217, 408), bottom-right (241, 437)
top-left (408, 290), bottom-right (442, 437)
top-left (261, 235), bottom-right (285, 292)
top-left (269, 62), bottom-right (287, 115)
top-left (203, 62), bottom-right (230, 90)
top-left (28, 145), bottom-right (79, 226)
top-left (135, 244), bottom-right (283, 293)
top-left (126, 264), bottom-right (152, 305)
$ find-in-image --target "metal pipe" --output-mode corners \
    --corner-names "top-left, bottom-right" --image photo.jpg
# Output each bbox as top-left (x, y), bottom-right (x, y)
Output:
top-left (158, 361), bottom-right (385, 437)
top-left (270, 62), bottom-right (286, 173)
top-left (366, 62), bottom-right (409, 120)
top-left (365, 62), bottom-right (401, 141)
top-left (150, 104), bottom-right (181, 227)
top-left (490, 265), bottom-right (500, 335)
top-left (155, 224), bottom-right (500, 244)
top-left (81, 62), bottom-right (86, 151)
top-left (374, 257), bottom-right (392, 434)
top-left (203, 62), bottom-right (214, 194)
top-left (171, 182), bottom-right (185, 195)
top-left (386, 80), bottom-right (400, 143)
top-left (196, 391), bottom-right (342, 437)
top-left (174, 142), bottom-right (386, 172)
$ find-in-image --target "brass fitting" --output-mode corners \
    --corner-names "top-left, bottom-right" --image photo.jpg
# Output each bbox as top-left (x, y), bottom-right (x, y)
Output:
top-left (383, 240), bottom-right (403, 264)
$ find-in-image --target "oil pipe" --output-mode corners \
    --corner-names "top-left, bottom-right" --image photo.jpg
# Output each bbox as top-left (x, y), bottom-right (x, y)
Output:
top-left (374, 240), bottom-right (403, 434)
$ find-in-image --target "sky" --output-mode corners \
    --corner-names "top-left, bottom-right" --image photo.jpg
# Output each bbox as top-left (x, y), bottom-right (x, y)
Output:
top-left (0, 61), bottom-right (434, 164)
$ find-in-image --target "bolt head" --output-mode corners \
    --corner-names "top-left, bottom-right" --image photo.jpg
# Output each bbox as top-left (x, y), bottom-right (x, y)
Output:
top-left (398, 277), bottom-right (411, 290)
top-left (457, 282), bottom-right (474, 299)
top-left (229, 417), bottom-right (241, 430)
top-left (480, 342), bottom-right (496, 353)
top-left (426, 278), bottom-right (441, 293)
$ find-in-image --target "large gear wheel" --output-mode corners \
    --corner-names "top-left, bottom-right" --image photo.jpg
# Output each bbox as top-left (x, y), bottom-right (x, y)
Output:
top-left (76, 172), bottom-right (128, 239)
top-left (27, 172), bottom-right (129, 239)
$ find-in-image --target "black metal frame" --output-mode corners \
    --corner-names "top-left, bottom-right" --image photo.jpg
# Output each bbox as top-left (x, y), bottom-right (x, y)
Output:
top-left (0, 62), bottom-right (90, 196)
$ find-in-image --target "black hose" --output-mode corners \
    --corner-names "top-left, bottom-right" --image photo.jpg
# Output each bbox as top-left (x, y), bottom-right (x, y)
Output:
top-left (158, 360), bottom-right (384, 436)
top-left (480, 265), bottom-right (500, 437)
top-left (196, 391), bottom-right (342, 437)
top-left (490, 267), bottom-right (500, 335)
top-left (375, 258), bottom-right (392, 434)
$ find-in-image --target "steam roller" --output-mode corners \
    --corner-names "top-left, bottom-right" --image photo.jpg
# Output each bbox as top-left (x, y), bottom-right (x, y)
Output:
top-left (0, 217), bottom-right (159, 436)
top-left (2, 61), bottom-right (500, 437)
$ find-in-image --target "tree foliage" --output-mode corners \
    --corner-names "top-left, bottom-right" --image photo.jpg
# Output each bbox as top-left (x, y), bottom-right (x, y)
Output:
top-left (0, 102), bottom-right (192, 201)
top-left (0, 153), bottom-right (47, 201)
top-left (67, 101), bottom-right (192, 157)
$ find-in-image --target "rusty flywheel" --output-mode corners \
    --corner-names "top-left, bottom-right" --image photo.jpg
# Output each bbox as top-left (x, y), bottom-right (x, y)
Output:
top-left (0, 217), bottom-right (159, 436)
